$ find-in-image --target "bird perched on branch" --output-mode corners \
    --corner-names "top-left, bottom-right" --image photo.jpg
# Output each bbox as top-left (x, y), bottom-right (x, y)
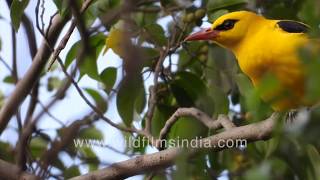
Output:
top-left (185, 11), bottom-right (318, 111)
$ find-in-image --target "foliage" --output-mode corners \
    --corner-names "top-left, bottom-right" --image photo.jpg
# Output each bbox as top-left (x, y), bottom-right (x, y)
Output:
top-left (1, 0), bottom-right (320, 179)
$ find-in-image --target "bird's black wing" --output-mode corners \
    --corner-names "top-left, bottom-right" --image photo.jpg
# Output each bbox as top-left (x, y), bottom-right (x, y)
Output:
top-left (277, 20), bottom-right (309, 33)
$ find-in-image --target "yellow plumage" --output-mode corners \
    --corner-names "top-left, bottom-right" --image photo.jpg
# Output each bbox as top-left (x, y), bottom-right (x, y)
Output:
top-left (186, 11), bottom-right (317, 111)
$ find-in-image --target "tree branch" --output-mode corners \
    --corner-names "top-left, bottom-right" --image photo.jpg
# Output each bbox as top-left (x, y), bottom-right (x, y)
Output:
top-left (0, 159), bottom-right (39, 180)
top-left (15, 78), bottom-right (73, 170)
top-left (145, 49), bottom-right (169, 134)
top-left (70, 113), bottom-right (279, 180)
top-left (46, 0), bottom-right (94, 70)
top-left (0, 14), bottom-right (69, 134)
top-left (38, 114), bottom-right (94, 177)
top-left (157, 108), bottom-right (236, 148)
top-left (144, 18), bottom-right (186, 134)
top-left (21, 14), bottom-right (40, 129)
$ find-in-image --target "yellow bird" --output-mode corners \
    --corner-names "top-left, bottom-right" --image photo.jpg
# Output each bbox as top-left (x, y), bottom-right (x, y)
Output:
top-left (185, 11), bottom-right (316, 111)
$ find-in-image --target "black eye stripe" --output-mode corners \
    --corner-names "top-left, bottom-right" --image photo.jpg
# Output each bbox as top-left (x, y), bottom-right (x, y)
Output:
top-left (214, 19), bottom-right (239, 31)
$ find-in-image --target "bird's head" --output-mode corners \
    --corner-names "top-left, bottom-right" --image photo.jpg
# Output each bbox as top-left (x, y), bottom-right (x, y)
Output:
top-left (185, 11), bottom-right (263, 49)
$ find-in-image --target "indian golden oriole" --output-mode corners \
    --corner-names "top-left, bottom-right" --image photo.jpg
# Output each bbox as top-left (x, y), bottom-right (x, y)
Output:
top-left (185, 11), bottom-right (317, 111)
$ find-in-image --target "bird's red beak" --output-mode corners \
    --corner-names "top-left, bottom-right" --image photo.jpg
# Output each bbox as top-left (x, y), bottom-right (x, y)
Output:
top-left (184, 28), bottom-right (219, 41)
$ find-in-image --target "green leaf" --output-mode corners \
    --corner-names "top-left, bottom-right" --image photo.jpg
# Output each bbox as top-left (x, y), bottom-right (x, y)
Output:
top-left (149, 173), bottom-right (167, 180)
top-left (100, 67), bottom-right (117, 94)
top-left (144, 23), bottom-right (167, 46)
top-left (132, 135), bottom-right (148, 153)
top-left (151, 105), bottom-right (174, 137)
top-left (244, 162), bottom-right (271, 180)
top-left (160, 0), bottom-right (178, 9)
top-left (3, 75), bottom-right (15, 84)
top-left (0, 91), bottom-right (5, 109)
top-left (64, 33), bottom-right (106, 80)
top-left (168, 116), bottom-right (208, 143)
top-left (209, 85), bottom-right (229, 116)
top-left (10, 0), bottom-right (30, 32)
top-left (30, 137), bottom-right (48, 158)
top-left (84, 88), bottom-right (108, 113)
top-left (65, 42), bottom-right (80, 69)
top-left (83, 6), bottom-right (97, 28)
top-left (47, 77), bottom-right (62, 91)
top-left (79, 126), bottom-right (104, 140)
top-left (116, 76), bottom-right (143, 126)
top-left (173, 150), bottom-right (208, 179)
top-left (52, 157), bottom-right (66, 171)
top-left (134, 85), bottom-right (146, 114)
top-left (235, 73), bottom-right (254, 97)
top-left (207, 0), bottom-right (248, 12)
top-left (80, 54), bottom-right (100, 80)
top-left (307, 144), bottom-right (320, 178)
top-left (133, 8), bottom-right (158, 27)
top-left (173, 72), bottom-right (206, 101)
top-left (235, 73), bottom-right (272, 121)
top-left (0, 141), bottom-right (14, 162)
top-left (63, 165), bottom-right (80, 178)
top-left (171, 71), bottom-right (214, 114)
top-left (53, 0), bottom-right (69, 17)
top-left (79, 147), bottom-right (99, 171)
top-left (208, 9), bottom-right (229, 22)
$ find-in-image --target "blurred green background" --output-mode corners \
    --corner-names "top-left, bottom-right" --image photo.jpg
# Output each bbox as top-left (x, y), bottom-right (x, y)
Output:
top-left (1, 0), bottom-right (320, 179)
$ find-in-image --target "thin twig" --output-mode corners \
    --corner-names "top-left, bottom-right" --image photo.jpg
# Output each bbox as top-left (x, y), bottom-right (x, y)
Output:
top-left (11, 26), bottom-right (18, 83)
top-left (40, 0), bottom-right (45, 32)
top-left (46, 0), bottom-right (94, 70)
top-left (45, 11), bottom-right (59, 37)
top-left (145, 48), bottom-right (169, 134)
top-left (144, 20), bottom-right (186, 134)
top-left (37, 100), bottom-right (65, 126)
top-left (37, 113), bottom-right (94, 177)
top-left (15, 76), bottom-right (73, 171)
top-left (36, 0), bottom-right (150, 138)
top-left (0, 56), bottom-right (12, 73)
top-left (157, 107), bottom-right (236, 148)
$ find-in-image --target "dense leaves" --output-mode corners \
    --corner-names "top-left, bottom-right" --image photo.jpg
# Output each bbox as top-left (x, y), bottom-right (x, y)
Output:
top-left (1, 0), bottom-right (320, 179)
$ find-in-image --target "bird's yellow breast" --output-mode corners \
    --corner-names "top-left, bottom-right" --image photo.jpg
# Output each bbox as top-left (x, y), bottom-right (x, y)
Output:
top-left (232, 19), bottom-right (309, 111)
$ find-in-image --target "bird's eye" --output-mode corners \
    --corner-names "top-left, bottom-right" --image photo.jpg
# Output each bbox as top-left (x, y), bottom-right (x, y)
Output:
top-left (214, 19), bottom-right (239, 31)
